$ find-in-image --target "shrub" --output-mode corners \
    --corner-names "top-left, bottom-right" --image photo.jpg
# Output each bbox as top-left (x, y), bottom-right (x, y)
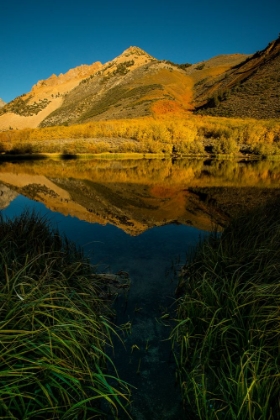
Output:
top-left (10, 142), bottom-right (35, 154)
top-left (252, 142), bottom-right (280, 158)
top-left (0, 142), bottom-right (7, 153)
top-left (0, 115), bottom-right (279, 157)
top-left (181, 140), bottom-right (205, 154)
top-left (212, 136), bottom-right (239, 155)
top-left (195, 63), bottom-right (205, 70)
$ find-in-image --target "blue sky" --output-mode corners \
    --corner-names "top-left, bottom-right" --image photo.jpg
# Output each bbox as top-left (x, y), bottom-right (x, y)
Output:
top-left (1, 0), bottom-right (279, 102)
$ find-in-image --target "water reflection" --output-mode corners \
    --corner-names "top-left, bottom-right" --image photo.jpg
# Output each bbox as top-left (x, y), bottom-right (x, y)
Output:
top-left (1, 158), bottom-right (280, 233)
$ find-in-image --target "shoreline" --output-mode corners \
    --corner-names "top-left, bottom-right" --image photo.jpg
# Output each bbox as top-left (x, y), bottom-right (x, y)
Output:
top-left (0, 150), bottom-right (277, 161)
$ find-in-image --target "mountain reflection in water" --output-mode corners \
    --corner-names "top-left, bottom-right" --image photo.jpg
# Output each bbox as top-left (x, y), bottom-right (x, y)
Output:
top-left (1, 157), bottom-right (280, 419)
top-left (1, 157), bottom-right (280, 233)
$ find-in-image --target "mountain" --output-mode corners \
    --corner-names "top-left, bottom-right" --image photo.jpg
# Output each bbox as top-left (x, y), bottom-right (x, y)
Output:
top-left (194, 36), bottom-right (280, 119)
top-left (0, 61), bottom-right (102, 130)
top-left (38, 46), bottom-right (200, 127)
top-left (0, 98), bottom-right (5, 108)
top-left (0, 46), bottom-right (248, 130)
top-left (0, 38), bottom-right (279, 130)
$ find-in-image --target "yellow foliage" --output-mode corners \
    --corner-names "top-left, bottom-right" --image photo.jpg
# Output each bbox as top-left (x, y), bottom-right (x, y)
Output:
top-left (0, 114), bottom-right (279, 156)
top-left (1, 158), bottom-right (280, 190)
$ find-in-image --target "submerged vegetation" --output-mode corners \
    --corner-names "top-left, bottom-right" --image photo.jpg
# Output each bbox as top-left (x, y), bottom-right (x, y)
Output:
top-left (172, 199), bottom-right (280, 419)
top-left (0, 211), bottom-right (130, 418)
top-left (0, 115), bottom-right (280, 158)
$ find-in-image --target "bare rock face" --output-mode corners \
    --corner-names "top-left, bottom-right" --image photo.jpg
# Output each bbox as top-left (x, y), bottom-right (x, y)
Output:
top-left (0, 98), bottom-right (5, 108)
top-left (0, 184), bottom-right (18, 210)
top-left (31, 61), bottom-right (103, 91)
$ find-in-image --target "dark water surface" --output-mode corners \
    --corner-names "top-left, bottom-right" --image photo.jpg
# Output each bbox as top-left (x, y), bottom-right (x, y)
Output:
top-left (1, 157), bottom-right (280, 418)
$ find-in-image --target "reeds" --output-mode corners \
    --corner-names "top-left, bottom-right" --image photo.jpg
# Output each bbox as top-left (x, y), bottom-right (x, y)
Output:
top-left (0, 211), bottom-right (131, 418)
top-left (172, 199), bottom-right (280, 419)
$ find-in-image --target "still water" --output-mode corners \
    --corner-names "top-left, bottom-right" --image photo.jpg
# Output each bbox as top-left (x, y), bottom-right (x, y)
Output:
top-left (1, 157), bottom-right (280, 419)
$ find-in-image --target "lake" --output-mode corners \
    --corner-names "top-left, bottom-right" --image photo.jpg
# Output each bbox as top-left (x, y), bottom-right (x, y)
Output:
top-left (1, 157), bottom-right (280, 419)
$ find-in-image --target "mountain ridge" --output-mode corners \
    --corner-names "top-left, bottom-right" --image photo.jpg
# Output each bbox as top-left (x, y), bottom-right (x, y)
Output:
top-left (194, 36), bottom-right (280, 119)
top-left (0, 37), bottom-right (279, 130)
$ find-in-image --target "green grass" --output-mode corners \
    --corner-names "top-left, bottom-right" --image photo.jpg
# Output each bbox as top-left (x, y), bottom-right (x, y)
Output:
top-left (172, 199), bottom-right (280, 419)
top-left (0, 211), bottom-right (131, 419)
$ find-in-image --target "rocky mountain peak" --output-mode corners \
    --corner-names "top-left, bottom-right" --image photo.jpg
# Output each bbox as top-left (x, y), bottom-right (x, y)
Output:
top-left (32, 61), bottom-right (103, 91)
top-left (121, 46), bottom-right (154, 57)
top-left (109, 46), bottom-right (155, 67)
top-left (99, 46), bottom-right (156, 79)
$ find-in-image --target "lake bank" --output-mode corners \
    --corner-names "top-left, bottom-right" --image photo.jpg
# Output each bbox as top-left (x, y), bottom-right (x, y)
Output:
top-left (1, 150), bottom-right (278, 161)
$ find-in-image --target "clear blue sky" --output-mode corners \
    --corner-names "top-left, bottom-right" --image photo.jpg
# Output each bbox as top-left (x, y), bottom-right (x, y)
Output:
top-left (1, 0), bottom-right (279, 102)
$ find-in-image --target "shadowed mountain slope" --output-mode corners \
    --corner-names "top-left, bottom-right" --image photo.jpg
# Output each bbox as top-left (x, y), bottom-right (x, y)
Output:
top-left (194, 36), bottom-right (280, 119)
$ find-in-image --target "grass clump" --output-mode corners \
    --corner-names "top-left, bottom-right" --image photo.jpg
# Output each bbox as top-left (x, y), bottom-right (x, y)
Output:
top-left (172, 199), bottom-right (280, 419)
top-left (0, 211), bottom-right (130, 419)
